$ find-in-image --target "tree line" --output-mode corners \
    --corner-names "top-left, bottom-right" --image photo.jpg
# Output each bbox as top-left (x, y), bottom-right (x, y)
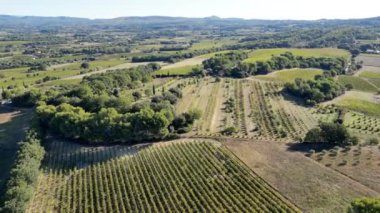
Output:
top-left (201, 51), bottom-right (347, 78)
top-left (131, 48), bottom-right (223, 63)
top-left (1, 130), bottom-right (45, 212)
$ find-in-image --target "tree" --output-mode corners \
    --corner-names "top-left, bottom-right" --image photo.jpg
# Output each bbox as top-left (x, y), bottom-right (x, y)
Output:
top-left (320, 123), bottom-right (351, 145)
top-left (81, 62), bottom-right (90, 69)
top-left (303, 123), bottom-right (358, 146)
top-left (171, 109), bottom-right (201, 133)
top-left (348, 197), bottom-right (380, 213)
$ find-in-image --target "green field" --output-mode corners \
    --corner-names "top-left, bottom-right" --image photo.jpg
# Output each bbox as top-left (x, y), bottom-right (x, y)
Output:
top-left (0, 58), bottom-right (125, 88)
top-left (358, 71), bottom-right (380, 88)
top-left (0, 41), bottom-right (30, 46)
top-left (155, 65), bottom-right (196, 76)
top-left (336, 99), bottom-right (380, 117)
top-left (359, 71), bottom-right (380, 79)
top-left (255, 69), bottom-right (323, 83)
top-left (368, 78), bottom-right (380, 88)
top-left (244, 48), bottom-right (350, 63)
top-left (337, 76), bottom-right (378, 92)
top-left (190, 38), bottom-right (237, 50)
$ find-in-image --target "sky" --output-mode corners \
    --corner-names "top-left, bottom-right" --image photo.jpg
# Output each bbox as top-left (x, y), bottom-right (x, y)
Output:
top-left (0, 0), bottom-right (379, 20)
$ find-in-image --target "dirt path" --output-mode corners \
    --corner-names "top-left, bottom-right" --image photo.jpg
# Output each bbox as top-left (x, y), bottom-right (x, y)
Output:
top-left (209, 80), bottom-right (223, 133)
top-left (224, 140), bottom-right (379, 213)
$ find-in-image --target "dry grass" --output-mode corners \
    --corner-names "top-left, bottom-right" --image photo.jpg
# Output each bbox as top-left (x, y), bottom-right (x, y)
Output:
top-left (225, 141), bottom-right (378, 212)
top-left (308, 145), bottom-right (380, 192)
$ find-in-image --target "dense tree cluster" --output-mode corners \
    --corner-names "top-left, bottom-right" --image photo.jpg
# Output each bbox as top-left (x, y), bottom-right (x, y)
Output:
top-left (159, 46), bottom-right (189, 51)
top-left (36, 103), bottom-right (172, 143)
top-left (202, 51), bottom-right (347, 78)
top-left (348, 197), bottom-right (380, 213)
top-left (284, 72), bottom-right (345, 105)
top-left (11, 89), bottom-right (44, 107)
top-left (81, 63), bottom-right (160, 94)
top-left (170, 109), bottom-right (202, 133)
top-left (228, 40), bottom-right (292, 50)
top-left (303, 123), bottom-right (358, 146)
top-left (1, 130), bottom-right (45, 212)
top-left (34, 85), bottom-right (197, 143)
top-left (58, 46), bottom-right (131, 55)
top-left (28, 64), bottom-right (47, 72)
top-left (132, 48), bottom-right (222, 63)
top-left (202, 51), bottom-right (255, 77)
top-left (11, 63), bottom-right (161, 110)
top-left (231, 27), bottom-right (377, 55)
top-left (13, 64), bottom-right (200, 144)
top-left (0, 55), bottom-right (76, 70)
top-left (262, 52), bottom-right (346, 75)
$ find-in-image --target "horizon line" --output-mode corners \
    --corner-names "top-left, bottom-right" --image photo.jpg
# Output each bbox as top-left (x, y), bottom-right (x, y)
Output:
top-left (0, 13), bottom-right (379, 22)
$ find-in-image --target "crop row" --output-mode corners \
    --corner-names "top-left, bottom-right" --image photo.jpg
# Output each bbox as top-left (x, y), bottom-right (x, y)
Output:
top-left (27, 141), bottom-right (300, 212)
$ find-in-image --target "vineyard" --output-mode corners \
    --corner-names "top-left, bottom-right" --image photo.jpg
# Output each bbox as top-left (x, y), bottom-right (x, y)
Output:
top-left (175, 77), bottom-right (317, 140)
top-left (26, 140), bottom-right (300, 212)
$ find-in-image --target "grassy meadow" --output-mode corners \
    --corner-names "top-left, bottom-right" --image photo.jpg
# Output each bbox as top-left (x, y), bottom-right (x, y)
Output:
top-left (337, 76), bottom-right (378, 93)
top-left (254, 69), bottom-right (323, 83)
top-left (244, 48), bottom-right (350, 63)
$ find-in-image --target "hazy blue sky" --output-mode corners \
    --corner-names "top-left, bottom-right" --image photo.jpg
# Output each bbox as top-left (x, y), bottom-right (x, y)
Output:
top-left (0, 0), bottom-right (379, 20)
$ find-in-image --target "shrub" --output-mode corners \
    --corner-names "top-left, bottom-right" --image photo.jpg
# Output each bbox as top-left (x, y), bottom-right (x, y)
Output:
top-left (221, 127), bottom-right (238, 135)
top-left (368, 138), bottom-right (379, 145)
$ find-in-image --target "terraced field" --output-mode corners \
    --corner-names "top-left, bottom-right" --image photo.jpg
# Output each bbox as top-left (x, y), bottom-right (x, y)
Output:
top-left (27, 140), bottom-right (300, 212)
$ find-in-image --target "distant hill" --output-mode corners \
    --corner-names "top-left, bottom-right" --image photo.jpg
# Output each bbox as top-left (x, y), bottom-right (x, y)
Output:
top-left (0, 15), bottom-right (379, 30)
